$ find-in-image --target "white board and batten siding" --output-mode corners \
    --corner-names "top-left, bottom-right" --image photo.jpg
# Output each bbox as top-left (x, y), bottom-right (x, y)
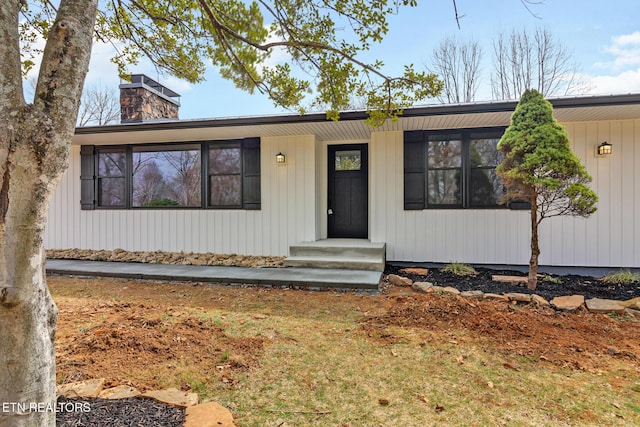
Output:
top-left (47, 118), bottom-right (640, 268)
top-left (45, 135), bottom-right (320, 257)
top-left (370, 119), bottom-right (640, 268)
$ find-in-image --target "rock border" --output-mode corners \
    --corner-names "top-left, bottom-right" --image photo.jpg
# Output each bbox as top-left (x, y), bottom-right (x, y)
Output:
top-left (57, 381), bottom-right (237, 427)
top-left (387, 273), bottom-right (640, 318)
top-left (47, 248), bottom-right (284, 269)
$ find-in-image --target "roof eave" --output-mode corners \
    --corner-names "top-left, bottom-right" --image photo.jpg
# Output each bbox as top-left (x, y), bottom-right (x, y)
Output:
top-left (74, 93), bottom-right (640, 135)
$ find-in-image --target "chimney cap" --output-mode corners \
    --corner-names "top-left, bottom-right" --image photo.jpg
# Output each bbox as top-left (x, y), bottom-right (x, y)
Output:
top-left (120, 74), bottom-right (181, 104)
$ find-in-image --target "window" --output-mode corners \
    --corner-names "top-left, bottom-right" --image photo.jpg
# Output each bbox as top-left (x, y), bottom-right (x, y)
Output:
top-left (208, 144), bottom-right (242, 207)
top-left (132, 144), bottom-right (201, 207)
top-left (404, 128), bottom-right (505, 209)
top-left (80, 138), bottom-right (260, 210)
top-left (426, 135), bottom-right (462, 206)
top-left (96, 147), bottom-right (126, 207)
top-left (335, 150), bottom-right (362, 171)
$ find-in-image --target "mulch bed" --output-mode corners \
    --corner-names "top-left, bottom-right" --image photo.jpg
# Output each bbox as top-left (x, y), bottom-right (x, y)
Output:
top-left (385, 265), bottom-right (640, 302)
top-left (56, 396), bottom-right (185, 427)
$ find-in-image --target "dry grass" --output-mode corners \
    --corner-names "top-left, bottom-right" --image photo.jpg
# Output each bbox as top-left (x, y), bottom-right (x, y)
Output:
top-left (50, 276), bottom-right (640, 427)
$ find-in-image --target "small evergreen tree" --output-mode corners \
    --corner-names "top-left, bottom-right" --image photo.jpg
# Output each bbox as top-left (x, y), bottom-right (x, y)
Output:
top-left (497, 89), bottom-right (598, 290)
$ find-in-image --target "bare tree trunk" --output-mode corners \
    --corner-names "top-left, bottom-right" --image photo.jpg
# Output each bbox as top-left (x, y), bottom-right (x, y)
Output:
top-left (528, 194), bottom-right (540, 290)
top-left (0, 132), bottom-right (61, 427)
top-left (0, 1), bottom-right (97, 426)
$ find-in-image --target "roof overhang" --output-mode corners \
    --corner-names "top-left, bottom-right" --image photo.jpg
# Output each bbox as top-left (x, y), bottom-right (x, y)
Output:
top-left (73, 93), bottom-right (640, 146)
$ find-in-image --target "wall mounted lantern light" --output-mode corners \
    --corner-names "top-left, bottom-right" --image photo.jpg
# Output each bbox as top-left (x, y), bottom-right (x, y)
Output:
top-left (276, 152), bottom-right (286, 164)
top-left (597, 141), bottom-right (612, 156)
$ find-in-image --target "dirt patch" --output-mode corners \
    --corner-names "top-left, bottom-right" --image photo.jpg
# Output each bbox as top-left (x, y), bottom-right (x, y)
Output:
top-left (50, 275), bottom-right (640, 426)
top-left (56, 298), bottom-right (266, 391)
top-left (52, 275), bottom-right (640, 391)
top-left (363, 292), bottom-right (640, 370)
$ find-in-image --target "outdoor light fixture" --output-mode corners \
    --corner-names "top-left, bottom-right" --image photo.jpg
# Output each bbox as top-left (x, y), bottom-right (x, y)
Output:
top-left (597, 141), bottom-right (612, 156)
top-left (276, 152), bottom-right (286, 164)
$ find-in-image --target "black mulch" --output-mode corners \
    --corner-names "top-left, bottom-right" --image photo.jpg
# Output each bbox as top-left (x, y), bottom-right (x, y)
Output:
top-left (385, 265), bottom-right (640, 302)
top-left (56, 396), bottom-right (185, 427)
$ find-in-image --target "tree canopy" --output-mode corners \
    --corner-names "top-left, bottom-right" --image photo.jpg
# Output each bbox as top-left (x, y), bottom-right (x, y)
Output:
top-left (19, 0), bottom-right (443, 124)
top-left (497, 89), bottom-right (598, 289)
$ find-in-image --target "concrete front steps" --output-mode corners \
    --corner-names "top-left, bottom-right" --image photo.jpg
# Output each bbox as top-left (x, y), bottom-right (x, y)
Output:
top-left (284, 239), bottom-right (386, 272)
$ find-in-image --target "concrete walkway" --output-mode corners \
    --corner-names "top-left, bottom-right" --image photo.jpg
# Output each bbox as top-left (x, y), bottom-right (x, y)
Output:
top-left (46, 259), bottom-right (382, 291)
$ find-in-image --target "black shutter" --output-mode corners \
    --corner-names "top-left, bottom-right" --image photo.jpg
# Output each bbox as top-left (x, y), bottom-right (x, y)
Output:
top-left (404, 132), bottom-right (425, 210)
top-left (242, 137), bottom-right (261, 210)
top-left (80, 145), bottom-right (96, 210)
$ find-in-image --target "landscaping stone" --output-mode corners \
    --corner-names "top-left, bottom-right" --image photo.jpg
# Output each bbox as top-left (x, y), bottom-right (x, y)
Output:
top-left (625, 308), bottom-right (640, 319)
top-left (47, 248), bottom-right (285, 268)
top-left (483, 293), bottom-right (509, 302)
top-left (531, 294), bottom-right (550, 306)
top-left (504, 293), bottom-right (532, 303)
top-left (412, 282), bottom-right (433, 293)
top-left (57, 378), bottom-right (105, 398)
top-left (551, 295), bottom-right (585, 311)
top-left (388, 274), bottom-right (413, 287)
top-left (585, 298), bottom-right (626, 314)
top-left (185, 402), bottom-right (236, 427)
top-left (492, 275), bottom-right (528, 285)
top-left (442, 286), bottom-right (461, 295)
top-left (460, 290), bottom-right (484, 299)
top-left (98, 385), bottom-right (141, 399)
top-left (425, 285), bottom-right (460, 294)
top-left (142, 388), bottom-right (199, 408)
top-left (400, 267), bottom-right (429, 275)
top-left (622, 297), bottom-right (640, 308)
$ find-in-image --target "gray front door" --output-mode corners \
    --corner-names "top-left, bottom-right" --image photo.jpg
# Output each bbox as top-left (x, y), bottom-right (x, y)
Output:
top-left (328, 144), bottom-right (368, 238)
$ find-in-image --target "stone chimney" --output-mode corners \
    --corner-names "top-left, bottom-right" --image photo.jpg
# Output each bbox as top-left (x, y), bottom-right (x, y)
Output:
top-left (119, 74), bottom-right (180, 123)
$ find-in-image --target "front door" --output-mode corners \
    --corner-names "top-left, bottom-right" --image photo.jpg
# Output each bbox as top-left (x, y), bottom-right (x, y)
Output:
top-left (328, 144), bottom-right (368, 238)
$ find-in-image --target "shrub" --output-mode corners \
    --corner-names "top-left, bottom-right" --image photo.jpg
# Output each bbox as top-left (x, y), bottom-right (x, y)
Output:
top-left (442, 262), bottom-right (477, 276)
top-left (541, 274), bottom-right (562, 284)
top-left (602, 270), bottom-right (640, 284)
top-left (145, 198), bottom-right (180, 207)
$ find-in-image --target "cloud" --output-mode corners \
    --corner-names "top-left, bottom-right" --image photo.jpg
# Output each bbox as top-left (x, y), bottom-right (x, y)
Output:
top-left (581, 31), bottom-right (640, 95)
top-left (21, 27), bottom-right (192, 98)
top-left (582, 68), bottom-right (640, 95)
top-left (84, 42), bottom-right (193, 95)
top-left (596, 31), bottom-right (640, 71)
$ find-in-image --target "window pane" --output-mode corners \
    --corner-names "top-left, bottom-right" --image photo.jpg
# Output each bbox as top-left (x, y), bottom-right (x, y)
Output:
top-left (209, 147), bottom-right (241, 174)
top-left (427, 170), bottom-right (461, 205)
top-left (470, 138), bottom-right (503, 167)
top-left (98, 152), bottom-right (126, 177)
top-left (428, 139), bottom-right (462, 168)
top-left (470, 137), bottom-right (504, 206)
top-left (470, 168), bottom-right (504, 206)
top-left (132, 149), bottom-right (201, 207)
top-left (98, 177), bottom-right (125, 207)
top-left (335, 150), bottom-right (361, 171)
top-left (210, 175), bottom-right (241, 206)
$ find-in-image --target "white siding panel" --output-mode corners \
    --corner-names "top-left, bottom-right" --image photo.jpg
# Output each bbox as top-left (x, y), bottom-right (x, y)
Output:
top-left (47, 119), bottom-right (640, 268)
top-left (46, 136), bottom-right (318, 256)
top-left (368, 125), bottom-right (640, 267)
top-left (370, 131), bottom-right (530, 264)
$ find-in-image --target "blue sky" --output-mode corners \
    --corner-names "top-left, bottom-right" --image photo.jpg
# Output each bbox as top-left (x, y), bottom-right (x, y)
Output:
top-left (60, 1), bottom-right (640, 120)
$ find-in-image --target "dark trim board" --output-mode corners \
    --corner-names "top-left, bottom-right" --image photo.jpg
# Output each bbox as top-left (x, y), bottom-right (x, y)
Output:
top-left (75, 93), bottom-right (640, 135)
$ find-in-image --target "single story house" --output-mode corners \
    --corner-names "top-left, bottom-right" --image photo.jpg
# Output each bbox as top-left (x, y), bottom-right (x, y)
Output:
top-left (45, 75), bottom-right (640, 270)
